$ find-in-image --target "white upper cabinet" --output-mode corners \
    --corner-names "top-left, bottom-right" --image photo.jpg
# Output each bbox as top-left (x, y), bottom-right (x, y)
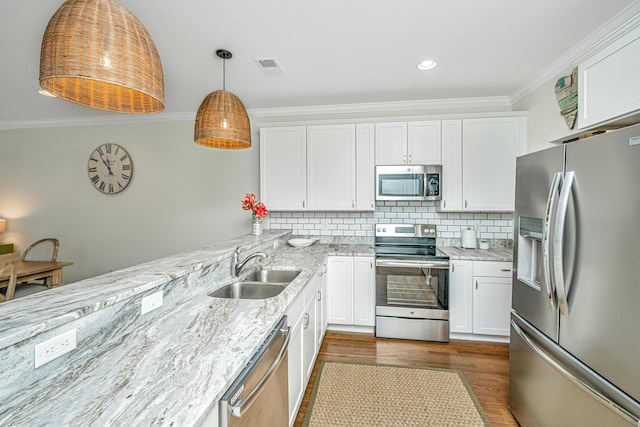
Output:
top-left (440, 119), bottom-right (464, 211)
top-left (307, 125), bottom-right (356, 210)
top-left (407, 121), bottom-right (442, 164)
top-left (375, 122), bottom-right (407, 165)
top-left (260, 127), bottom-right (307, 211)
top-left (578, 25), bottom-right (640, 129)
top-left (462, 117), bottom-right (524, 211)
top-left (440, 116), bottom-right (525, 212)
top-left (355, 124), bottom-right (375, 211)
top-left (260, 124), bottom-right (375, 211)
top-left (375, 121), bottom-right (441, 165)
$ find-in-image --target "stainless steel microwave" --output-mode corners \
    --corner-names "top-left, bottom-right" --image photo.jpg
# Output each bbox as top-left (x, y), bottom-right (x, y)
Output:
top-left (376, 165), bottom-right (442, 201)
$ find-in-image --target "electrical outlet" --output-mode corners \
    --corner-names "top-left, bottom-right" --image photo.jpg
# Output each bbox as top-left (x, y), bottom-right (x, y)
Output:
top-left (34, 328), bottom-right (77, 368)
top-left (141, 291), bottom-right (163, 315)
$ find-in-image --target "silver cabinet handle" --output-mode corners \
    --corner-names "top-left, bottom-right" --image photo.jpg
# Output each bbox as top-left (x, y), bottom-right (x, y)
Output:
top-left (228, 325), bottom-right (290, 418)
top-left (451, 263), bottom-right (455, 273)
top-left (403, 154), bottom-right (407, 163)
top-left (302, 200), bottom-right (305, 209)
top-left (475, 280), bottom-right (478, 290)
top-left (443, 200), bottom-right (447, 209)
top-left (352, 200), bottom-right (355, 208)
top-left (543, 172), bottom-right (562, 310)
top-left (553, 171), bottom-right (575, 317)
top-left (464, 200), bottom-right (468, 208)
top-left (500, 268), bottom-right (512, 272)
top-left (303, 313), bottom-right (310, 328)
top-left (317, 290), bottom-right (322, 302)
top-left (371, 201), bottom-right (374, 209)
top-left (408, 153), bottom-right (412, 163)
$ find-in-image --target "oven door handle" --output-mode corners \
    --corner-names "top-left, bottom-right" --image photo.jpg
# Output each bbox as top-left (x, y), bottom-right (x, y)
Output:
top-left (375, 259), bottom-right (450, 269)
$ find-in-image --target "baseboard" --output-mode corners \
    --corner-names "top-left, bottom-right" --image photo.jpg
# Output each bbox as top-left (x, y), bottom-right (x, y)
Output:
top-left (327, 324), bottom-right (375, 334)
top-left (450, 332), bottom-right (509, 343)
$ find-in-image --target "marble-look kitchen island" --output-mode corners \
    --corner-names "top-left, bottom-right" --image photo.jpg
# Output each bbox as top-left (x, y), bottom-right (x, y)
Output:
top-left (0, 231), bottom-right (373, 426)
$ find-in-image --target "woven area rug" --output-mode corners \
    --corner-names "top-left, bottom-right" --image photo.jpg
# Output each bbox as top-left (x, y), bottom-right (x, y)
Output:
top-left (302, 361), bottom-right (490, 427)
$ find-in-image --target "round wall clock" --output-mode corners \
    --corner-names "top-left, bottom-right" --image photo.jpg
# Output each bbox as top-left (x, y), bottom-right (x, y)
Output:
top-left (87, 143), bottom-right (133, 194)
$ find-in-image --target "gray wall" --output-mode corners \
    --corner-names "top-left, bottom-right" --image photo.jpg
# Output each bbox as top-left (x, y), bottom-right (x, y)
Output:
top-left (0, 120), bottom-right (259, 283)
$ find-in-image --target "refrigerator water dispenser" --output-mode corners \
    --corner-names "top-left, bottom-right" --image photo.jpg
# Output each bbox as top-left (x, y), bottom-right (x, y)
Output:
top-left (517, 216), bottom-right (543, 290)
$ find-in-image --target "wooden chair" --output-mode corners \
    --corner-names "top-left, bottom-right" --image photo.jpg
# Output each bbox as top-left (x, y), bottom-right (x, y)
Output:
top-left (0, 253), bottom-right (19, 303)
top-left (14, 238), bottom-right (60, 298)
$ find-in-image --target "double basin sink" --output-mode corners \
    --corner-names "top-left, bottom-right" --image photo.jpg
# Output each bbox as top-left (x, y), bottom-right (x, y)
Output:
top-left (209, 269), bottom-right (301, 300)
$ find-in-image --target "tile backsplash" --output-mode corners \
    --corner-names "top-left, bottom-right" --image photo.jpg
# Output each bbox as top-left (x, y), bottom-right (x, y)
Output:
top-left (269, 201), bottom-right (513, 241)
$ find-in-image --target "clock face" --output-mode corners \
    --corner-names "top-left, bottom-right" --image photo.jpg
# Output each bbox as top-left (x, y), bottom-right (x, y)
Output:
top-left (87, 143), bottom-right (133, 194)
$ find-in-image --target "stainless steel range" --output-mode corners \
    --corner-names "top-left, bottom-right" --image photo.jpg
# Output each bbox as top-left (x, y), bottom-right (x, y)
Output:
top-left (374, 223), bottom-right (450, 342)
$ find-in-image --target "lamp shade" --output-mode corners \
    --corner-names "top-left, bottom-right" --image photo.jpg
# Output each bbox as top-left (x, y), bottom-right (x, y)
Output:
top-left (0, 219), bottom-right (6, 233)
top-left (39, 0), bottom-right (165, 114)
top-left (194, 90), bottom-right (251, 149)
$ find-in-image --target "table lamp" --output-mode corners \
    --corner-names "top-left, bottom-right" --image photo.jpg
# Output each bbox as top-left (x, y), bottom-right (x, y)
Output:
top-left (0, 218), bottom-right (6, 236)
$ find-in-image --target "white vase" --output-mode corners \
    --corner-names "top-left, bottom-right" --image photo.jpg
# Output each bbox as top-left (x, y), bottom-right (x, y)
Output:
top-left (252, 216), bottom-right (263, 236)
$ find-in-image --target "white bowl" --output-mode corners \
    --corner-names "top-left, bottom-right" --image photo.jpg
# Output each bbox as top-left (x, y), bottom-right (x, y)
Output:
top-left (288, 238), bottom-right (316, 248)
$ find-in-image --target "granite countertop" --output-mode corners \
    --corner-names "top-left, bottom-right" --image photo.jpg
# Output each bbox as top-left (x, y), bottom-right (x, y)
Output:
top-left (0, 235), bottom-right (373, 426)
top-left (440, 246), bottom-right (513, 262)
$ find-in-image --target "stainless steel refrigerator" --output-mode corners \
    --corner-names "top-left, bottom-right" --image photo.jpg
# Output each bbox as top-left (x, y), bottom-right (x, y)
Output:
top-left (510, 123), bottom-right (640, 426)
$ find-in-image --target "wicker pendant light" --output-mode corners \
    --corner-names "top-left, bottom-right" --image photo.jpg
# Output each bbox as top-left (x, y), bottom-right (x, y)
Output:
top-left (194, 50), bottom-right (251, 149)
top-left (39, 0), bottom-right (165, 114)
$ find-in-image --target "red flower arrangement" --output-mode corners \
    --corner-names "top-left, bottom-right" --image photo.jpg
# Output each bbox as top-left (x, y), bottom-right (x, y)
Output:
top-left (242, 193), bottom-right (269, 219)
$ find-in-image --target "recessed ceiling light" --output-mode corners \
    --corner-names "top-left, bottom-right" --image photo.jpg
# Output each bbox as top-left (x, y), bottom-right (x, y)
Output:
top-left (38, 89), bottom-right (57, 97)
top-left (417, 59), bottom-right (437, 71)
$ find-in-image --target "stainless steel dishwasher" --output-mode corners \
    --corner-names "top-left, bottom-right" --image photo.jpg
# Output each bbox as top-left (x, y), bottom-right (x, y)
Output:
top-left (219, 315), bottom-right (290, 427)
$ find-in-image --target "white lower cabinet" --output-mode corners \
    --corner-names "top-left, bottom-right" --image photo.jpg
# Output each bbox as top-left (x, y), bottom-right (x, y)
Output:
top-left (327, 256), bottom-right (375, 328)
top-left (286, 266), bottom-right (325, 427)
top-left (448, 260), bottom-right (473, 333)
top-left (472, 261), bottom-right (512, 336)
top-left (449, 260), bottom-right (512, 341)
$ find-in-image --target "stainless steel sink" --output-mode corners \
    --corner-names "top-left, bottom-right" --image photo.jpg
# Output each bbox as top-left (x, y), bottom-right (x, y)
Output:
top-left (209, 282), bottom-right (287, 299)
top-left (243, 269), bottom-right (301, 283)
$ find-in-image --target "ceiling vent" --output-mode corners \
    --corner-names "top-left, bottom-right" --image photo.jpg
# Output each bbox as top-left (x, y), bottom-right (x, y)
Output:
top-left (255, 58), bottom-right (284, 76)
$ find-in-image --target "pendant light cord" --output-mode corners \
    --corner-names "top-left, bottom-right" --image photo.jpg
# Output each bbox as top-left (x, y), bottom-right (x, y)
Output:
top-left (222, 57), bottom-right (226, 91)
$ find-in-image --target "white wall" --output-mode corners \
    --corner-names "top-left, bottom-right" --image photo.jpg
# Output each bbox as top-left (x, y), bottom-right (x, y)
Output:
top-left (513, 68), bottom-right (577, 153)
top-left (0, 120), bottom-right (260, 283)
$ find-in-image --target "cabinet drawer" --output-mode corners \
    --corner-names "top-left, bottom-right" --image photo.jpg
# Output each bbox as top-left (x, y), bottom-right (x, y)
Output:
top-left (474, 261), bottom-right (512, 277)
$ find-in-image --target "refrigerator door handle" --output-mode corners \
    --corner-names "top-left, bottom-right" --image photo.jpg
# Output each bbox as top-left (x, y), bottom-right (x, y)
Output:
top-left (542, 172), bottom-right (562, 310)
top-left (511, 317), bottom-right (639, 425)
top-left (553, 171), bottom-right (575, 317)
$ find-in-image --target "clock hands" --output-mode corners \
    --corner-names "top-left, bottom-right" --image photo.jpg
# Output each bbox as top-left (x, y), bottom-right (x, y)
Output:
top-left (99, 154), bottom-right (114, 176)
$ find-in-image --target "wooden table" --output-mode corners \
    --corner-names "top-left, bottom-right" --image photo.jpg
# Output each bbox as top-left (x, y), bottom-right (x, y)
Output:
top-left (0, 261), bottom-right (73, 289)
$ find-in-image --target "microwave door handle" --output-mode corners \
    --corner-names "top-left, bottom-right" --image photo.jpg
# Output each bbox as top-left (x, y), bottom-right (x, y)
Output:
top-left (542, 172), bottom-right (562, 310)
top-left (423, 172), bottom-right (428, 197)
top-left (553, 171), bottom-right (575, 317)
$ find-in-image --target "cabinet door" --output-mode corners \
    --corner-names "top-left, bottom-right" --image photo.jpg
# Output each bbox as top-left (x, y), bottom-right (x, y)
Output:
top-left (307, 125), bottom-right (356, 210)
top-left (449, 260), bottom-right (473, 333)
top-left (302, 296), bottom-right (317, 382)
top-left (462, 117), bottom-right (523, 211)
top-left (375, 122), bottom-right (407, 165)
top-left (473, 276), bottom-right (512, 336)
top-left (352, 256), bottom-right (375, 326)
top-left (260, 127), bottom-right (307, 211)
top-left (327, 256), bottom-right (354, 325)
top-left (578, 26), bottom-right (640, 128)
top-left (440, 119), bottom-right (463, 212)
top-left (287, 317), bottom-right (303, 426)
top-left (407, 121), bottom-right (441, 164)
top-left (355, 124), bottom-right (375, 211)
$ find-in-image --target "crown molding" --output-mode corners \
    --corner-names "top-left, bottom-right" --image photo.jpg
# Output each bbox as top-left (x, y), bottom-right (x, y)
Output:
top-left (0, 97), bottom-right (511, 130)
top-left (0, 112), bottom-right (196, 130)
top-left (247, 97), bottom-right (511, 118)
top-left (510, 1), bottom-right (640, 104)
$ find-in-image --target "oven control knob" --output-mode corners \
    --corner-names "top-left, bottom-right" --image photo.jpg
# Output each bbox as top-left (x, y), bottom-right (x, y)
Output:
top-left (383, 228), bottom-right (386, 232)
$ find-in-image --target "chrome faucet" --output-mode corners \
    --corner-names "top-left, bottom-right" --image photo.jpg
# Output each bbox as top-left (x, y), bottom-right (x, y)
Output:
top-left (231, 246), bottom-right (267, 277)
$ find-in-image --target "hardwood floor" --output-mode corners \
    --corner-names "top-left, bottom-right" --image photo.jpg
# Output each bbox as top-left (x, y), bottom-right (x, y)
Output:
top-left (293, 331), bottom-right (519, 427)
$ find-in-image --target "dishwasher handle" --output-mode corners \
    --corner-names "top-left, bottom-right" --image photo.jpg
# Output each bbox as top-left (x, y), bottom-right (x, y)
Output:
top-left (228, 325), bottom-right (290, 418)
